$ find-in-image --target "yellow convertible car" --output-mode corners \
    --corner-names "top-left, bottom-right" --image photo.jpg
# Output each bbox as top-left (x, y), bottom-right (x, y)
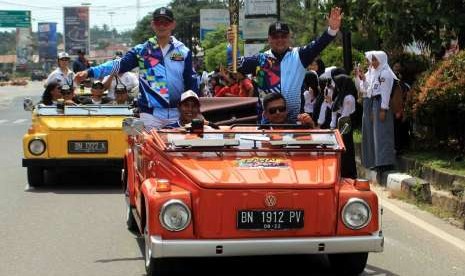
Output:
top-left (22, 100), bottom-right (133, 187)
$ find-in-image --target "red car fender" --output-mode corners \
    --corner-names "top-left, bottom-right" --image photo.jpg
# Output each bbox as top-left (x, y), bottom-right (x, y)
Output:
top-left (124, 148), bottom-right (137, 206)
top-left (336, 181), bottom-right (380, 235)
top-left (141, 179), bottom-right (195, 239)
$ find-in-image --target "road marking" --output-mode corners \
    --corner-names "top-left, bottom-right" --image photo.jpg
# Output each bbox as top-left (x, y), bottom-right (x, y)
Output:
top-left (12, 119), bottom-right (27, 124)
top-left (381, 199), bottom-right (465, 253)
top-left (0, 119), bottom-right (7, 124)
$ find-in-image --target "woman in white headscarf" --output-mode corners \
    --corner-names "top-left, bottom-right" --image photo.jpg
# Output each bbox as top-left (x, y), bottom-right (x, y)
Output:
top-left (355, 51), bottom-right (376, 168)
top-left (368, 50), bottom-right (397, 171)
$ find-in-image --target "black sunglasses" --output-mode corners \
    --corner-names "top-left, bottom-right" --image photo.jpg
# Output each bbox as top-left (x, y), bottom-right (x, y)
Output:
top-left (267, 106), bottom-right (287, 115)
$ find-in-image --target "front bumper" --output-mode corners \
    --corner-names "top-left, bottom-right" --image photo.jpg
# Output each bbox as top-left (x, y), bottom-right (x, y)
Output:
top-left (22, 158), bottom-right (123, 168)
top-left (149, 232), bottom-right (384, 258)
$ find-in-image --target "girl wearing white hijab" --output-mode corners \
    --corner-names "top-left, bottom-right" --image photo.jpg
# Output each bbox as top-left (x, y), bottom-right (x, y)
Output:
top-left (355, 51), bottom-right (376, 168)
top-left (368, 50), bottom-right (397, 171)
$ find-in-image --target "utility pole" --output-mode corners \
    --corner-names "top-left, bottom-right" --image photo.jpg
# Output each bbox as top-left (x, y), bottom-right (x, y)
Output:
top-left (342, 0), bottom-right (352, 73)
top-left (136, 0), bottom-right (140, 22)
top-left (108, 12), bottom-right (115, 40)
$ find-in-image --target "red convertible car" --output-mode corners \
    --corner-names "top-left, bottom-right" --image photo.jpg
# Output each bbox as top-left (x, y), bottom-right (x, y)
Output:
top-left (122, 99), bottom-right (383, 276)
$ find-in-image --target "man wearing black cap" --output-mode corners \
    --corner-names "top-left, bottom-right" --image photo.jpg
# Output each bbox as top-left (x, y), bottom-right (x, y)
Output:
top-left (72, 49), bottom-right (90, 73)
top-left (74, 7), bottom-right (194, 129)
top-left (229, 7), bottom-right (343, 124)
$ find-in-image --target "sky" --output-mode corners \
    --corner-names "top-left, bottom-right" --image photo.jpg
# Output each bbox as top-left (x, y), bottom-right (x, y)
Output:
top-left (0, 0), bottom-right (171, 33)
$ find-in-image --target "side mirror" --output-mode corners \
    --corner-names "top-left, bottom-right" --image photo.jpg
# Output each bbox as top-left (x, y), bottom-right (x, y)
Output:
top-left (122, 117), bottom-right (144, 135)
top-left (337, 116), bottom-right (351, 135)
top-left (132, 119), bottom-right (145, 134)
top-left (122, 117), bottom-right (134, 134)
top-left (23, 98), bottom-right (34, 111)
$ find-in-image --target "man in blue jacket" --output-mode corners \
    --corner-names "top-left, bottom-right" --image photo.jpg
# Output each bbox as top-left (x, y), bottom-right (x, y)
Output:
top-left (230, 7), bottom-right (343, 123)
top-left (75, 7), bottom-right (194, 129)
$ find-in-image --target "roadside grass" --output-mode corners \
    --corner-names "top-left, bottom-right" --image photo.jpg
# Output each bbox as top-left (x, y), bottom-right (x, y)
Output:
top-left (353, 128), bottom-right (362, 144)
top-left (353, 128), bottom-right (465, 176)
top-left (403, 150), bottom-right (465, 177)
top-left (389, 190), bottom-right (464, 227)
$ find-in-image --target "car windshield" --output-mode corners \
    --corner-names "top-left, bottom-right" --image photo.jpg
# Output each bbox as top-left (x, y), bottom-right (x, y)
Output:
top-left (36, 105), bottom-right (133, 116)
top-left (159, 129), bottom-right (341, 152)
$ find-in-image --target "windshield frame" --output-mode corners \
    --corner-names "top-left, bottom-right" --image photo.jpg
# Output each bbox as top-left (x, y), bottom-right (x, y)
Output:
top-left (155, 128), bottom-right (345, 153)
top-left (35, 104), bottom-right (134, 116)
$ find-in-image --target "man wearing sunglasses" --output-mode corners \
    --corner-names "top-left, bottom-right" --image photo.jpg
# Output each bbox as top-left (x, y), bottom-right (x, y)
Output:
top-left (263, 92), bottom-right (314, 127)
top-left (74, 7), bottom-right (194, 129)
top-left (229, 7), bottom-right (342, 124)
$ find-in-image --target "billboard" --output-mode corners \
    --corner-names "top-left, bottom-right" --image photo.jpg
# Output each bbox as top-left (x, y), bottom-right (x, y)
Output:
top-left (200, 9), bottom-right (244, 40)
top-left (63, 7), bottom-right (89, 55)
top-left (15, 28), bottom-right (32, 70)
top-left (244, 0), bottom-right (278, 17)
top-left (38, 22), bottom-right (58, 62)
top-left (243, 17), bottom-right (277, 40)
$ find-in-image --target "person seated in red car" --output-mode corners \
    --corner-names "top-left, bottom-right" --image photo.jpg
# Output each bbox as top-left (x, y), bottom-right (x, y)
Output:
top-left (165, 90), bottom-right (218, 129)
top-left (80, 80), bottom-right (112, 105)
top-left (262, 92), bottom-right (315, 127)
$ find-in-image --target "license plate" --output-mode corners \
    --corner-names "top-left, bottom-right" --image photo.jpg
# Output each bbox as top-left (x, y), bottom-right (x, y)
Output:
top-left (237, 210), bottom-right (304, 230)
top-left (68, 140), bottom-right (108, 153)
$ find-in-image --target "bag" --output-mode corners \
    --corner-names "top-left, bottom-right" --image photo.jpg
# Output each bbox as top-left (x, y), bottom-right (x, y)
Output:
top-left (390, 79), bottom-right (404, 115)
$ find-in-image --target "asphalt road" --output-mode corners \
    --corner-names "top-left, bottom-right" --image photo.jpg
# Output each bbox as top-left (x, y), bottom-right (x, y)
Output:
top-left (1, 82), bottom-right (465, 276)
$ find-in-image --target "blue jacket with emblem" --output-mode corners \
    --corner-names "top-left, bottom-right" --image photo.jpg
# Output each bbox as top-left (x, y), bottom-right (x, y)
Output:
top-left (87, 36), bottom-right (193, 118)
top-left (238, 30), bottom-right (336, 122)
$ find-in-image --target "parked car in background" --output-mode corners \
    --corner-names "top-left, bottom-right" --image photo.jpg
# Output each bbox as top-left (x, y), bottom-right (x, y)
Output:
top-left (22, 99), bottom-right (134, 187)
top-left (31, 69), bottom-right (47, 81)
top-left (0, 71), bottom-right (10, 82)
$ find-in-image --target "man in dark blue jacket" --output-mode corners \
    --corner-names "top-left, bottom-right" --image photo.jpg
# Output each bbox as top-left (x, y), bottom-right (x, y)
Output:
top-left (75, 7), bottom-right (194, 129)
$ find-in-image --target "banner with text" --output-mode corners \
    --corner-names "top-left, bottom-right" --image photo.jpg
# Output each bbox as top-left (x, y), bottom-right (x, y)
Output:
top-left (200, 9), bottom-right (244, 40)
top-left (15, 28), bottom-right (32, 70)
top-left (64, 7), bottom-right (89, 55)
top-left (38, 22), bottom-right (58, 62)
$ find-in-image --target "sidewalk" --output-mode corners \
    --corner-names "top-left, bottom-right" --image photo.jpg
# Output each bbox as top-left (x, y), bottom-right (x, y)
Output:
top-left (354, 142), bottom-right (465, 229)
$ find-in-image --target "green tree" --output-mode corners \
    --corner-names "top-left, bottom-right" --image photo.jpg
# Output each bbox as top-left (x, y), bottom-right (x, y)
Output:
top-left (202, 25), bottom-right (244, 71)
top-left (131, 15), bottom-right (154, 45)
top-left (325, 0), bottom-right (465, 55)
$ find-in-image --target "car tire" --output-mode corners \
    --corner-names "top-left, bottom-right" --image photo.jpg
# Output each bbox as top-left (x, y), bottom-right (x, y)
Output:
top-left (144, 225), bottom-right (163, 276)
top-left (27, 167), bottom-right (44, 187)
top-left (328, 252), bottom-right (368, 275)
top-left (126, 203), bottom-right (138, 232)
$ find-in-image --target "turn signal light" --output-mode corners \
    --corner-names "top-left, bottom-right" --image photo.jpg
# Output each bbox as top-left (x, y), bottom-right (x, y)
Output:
top-left (155, 179), bottom-right (171, 192)
top-left (354, 179), bottom-right (370, 191)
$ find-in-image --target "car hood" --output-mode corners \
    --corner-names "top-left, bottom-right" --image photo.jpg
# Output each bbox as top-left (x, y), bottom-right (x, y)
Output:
top-left (170, 153), bottom-right (338, 189)
top-left (36, 116), bottom-right (125, 130)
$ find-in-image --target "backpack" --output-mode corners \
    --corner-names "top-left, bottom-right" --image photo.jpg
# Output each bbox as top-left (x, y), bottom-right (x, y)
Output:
top-left (390, 79), bottom-right (404, 115)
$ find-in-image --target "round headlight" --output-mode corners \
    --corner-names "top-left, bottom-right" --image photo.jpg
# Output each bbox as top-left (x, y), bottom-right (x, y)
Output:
top-left (342, 198), bottom-right (371, 230)
top-left (159, 199), bottom-right (191, 232)
top-left (28, 139), bottom-right (46, 156)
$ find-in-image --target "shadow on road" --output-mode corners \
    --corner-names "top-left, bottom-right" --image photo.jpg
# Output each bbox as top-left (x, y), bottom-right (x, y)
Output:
top-left (131, 236), bottom-right (397, 276)
top-left (25, 168), bottom-right (123, 194)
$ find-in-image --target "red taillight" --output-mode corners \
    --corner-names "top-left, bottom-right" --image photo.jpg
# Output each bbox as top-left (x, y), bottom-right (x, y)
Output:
top-left (354, 179), bottom-right (370, 191)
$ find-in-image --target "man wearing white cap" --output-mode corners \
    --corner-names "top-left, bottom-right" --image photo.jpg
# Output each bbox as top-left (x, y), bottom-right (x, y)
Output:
top-left (45, 52), bottom-right (75, 88)
top-left (166, 90), bottom-right (202, 128)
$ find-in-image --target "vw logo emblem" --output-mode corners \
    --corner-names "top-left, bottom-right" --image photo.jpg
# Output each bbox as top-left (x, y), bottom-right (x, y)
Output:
top-left (264, 194), bottom-right (277, 207)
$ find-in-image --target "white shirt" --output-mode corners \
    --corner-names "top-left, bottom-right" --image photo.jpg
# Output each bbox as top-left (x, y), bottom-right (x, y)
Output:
top-left (303, 89), bottom-right (316, 113)
top-left (330, 95), bottom-right (356, 129)
top-left (103, 72), bottom-right (139, 99)
top-left (368, 69), bottom-right (394, 109)
top-left (46, 67), bottom-right (75, 87)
